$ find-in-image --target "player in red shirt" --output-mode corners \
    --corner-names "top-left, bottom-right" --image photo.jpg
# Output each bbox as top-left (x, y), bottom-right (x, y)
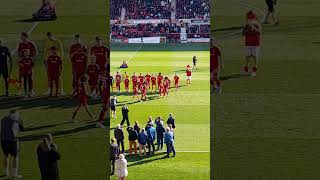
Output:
top-left (131, 72), bottom-right (138, 92)
top-left (138, 73), bottom-right (144, 91)
top-left (132, 84), bottom-right (139, 100)
top-left (163, 77), bottom-right (170, 96)
top-left (87, 56), bottom-right (100, 97)
top-left (157, 73), bottom-right (163, 90)
top-left (140, 82), bottom-right (147, 101)
top-left (186, 65), bottom-right (192, 86)
top-left (158, 81), bottom-right (164, 97)
top-left (115, 72), bottom-right (122, 93)
top-left (97, 80), bottom-right (108, 128)
top-left (72, 75), bottom-right (95, 122)
top-left (90, 37), bottom-right (109, 72)
top-left (17, 32), bottom-right (38, 95)
top-left (211, 40), bottom-right (224, 93)
top-left (151, 74), bottom-right (157, 91)
top-left (18, 50), bottom-right (34, 98)
top-left (242, 10), bottom-right (261, 77)
top-left (69, 34), bottom-right (87, 57)
top-left (46, 47), bottom-right (62, 97)
top-left (174, 73), bottom-right (180, 90)
top-left (145, 72), bottom-right (151, 89)
top-left (71, 46), bottom-right (88, 92)
top-left (124, 75), bottom-right (130, 92)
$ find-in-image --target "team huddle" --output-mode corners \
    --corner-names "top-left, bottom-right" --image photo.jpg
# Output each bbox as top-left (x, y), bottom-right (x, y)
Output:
top-left (111, 67), bottom-right (193, 100)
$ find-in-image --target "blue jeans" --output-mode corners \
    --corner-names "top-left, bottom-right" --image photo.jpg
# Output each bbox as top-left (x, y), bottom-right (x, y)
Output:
top-left (166, 142), bottom-right (176, 157)
top-left (157, 137), bottom-right (163, 149)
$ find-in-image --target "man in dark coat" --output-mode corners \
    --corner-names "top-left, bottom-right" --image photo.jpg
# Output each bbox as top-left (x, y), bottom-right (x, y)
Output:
top-left (37, 133), bottom-right (61, 180)
top-left (110, 138), bottom-right (119, 175)
top-left (120, 104), bottom-right (130, 126)
top-left (114, 124), bottom-right (124, 153)
top-left (166, 113), bottom-right (176, 129)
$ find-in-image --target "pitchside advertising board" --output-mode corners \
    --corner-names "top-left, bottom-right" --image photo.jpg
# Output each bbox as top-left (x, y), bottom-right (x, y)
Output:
top-left (128, 37), bottom-right (162, 44)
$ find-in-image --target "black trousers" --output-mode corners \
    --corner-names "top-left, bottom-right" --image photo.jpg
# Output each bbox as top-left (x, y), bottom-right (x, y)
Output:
top-left (147, 140), bottom-right (155, 154)
top-left (110, 157), bottom-right (115, 174)
top-left (23, 74), bottom-right (33, 93)
top-left (117, 140), bottom-right (124, 154)
top-left (120, 116), bottom-right (130, 126)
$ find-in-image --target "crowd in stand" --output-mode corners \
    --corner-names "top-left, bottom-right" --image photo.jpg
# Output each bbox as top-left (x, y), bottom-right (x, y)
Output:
top-left (176, 0), bottom-right (210, 19)
top-left (110, 0), bottom-right (209, 20)
top-left (111, 23), bottom-right (209, 40)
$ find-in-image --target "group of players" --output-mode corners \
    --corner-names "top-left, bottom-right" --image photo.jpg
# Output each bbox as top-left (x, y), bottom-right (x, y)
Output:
top-left (111, 68), bottom-right (193, 100)
top-left (0, 32), bottom-right (110, 127)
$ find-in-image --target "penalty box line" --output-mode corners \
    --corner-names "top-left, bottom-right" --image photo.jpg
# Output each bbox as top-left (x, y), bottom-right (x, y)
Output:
top-left (118, 44), bottom-right (143, 73)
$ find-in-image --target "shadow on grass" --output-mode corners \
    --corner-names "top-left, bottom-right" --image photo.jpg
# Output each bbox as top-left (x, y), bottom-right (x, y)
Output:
top-left (24, 122), bottom-right (72, 132)
top-left (13, 18), bottom-right (37, 23)
top-left (0, 96), bottom-right (102, 110)
top-left (220, 73), bottom-right (250, 81)
top-left (126, 152), bottom-right (167, 167)
top-left (20, 122), bottom-right (98, 142)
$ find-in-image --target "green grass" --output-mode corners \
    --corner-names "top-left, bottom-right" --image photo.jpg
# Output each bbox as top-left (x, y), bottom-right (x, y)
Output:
top-left (0, 0), bottom-right (109, 179)
top-left (212, 0), bottom-right (320, 179)
top-left (110, 44), bottom-right (210, 179)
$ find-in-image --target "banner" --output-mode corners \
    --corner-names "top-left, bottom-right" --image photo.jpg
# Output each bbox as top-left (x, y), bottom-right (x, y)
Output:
top-left (128, 37), bottom-right (161, 44)
top-left (187, 38), bottom-right (210, 43)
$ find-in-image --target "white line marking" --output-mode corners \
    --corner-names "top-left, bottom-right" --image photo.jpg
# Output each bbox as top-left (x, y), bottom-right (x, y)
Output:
top-left (118, 44), bottom-right (143, 72)
top-left (10, 22), bottom-right (40, 55)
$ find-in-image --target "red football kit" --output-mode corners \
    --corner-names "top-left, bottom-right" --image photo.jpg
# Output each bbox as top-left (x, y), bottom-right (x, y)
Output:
top-left (186, 69), bottom-right (192, 76)
top-left (210, 46), bottom-right (221, 71)
top-left (87, 64), bottom-right (100, 86)
top-left (19, 57), bottom-right (33, 76)
top-left (145, 74), bottom-right (151, 85)
top-left (174, 76), bottom-right (179, 85)
top-left (71, 51), bottom-right (88, 78)
top-left (124, 78), bottom-right (130, 89)
top-left (47, 55), bottom-right (62, 80)
top-left (151, 76), bottom-right (156, 85)
top-left (157, 75), bottom-right (163, 86)
top-left (69, 43), bottom-right (87, 56)
top-left (91, 45), bottom-right (109, 71)
top-left (243, 24), bottom-right (261, 46)
top-left (18, 41), bottom-right (37, 58)
top-left (77, 83), bottom-right (88, 105)
top-left (115, 74), bottom-right (122, 86)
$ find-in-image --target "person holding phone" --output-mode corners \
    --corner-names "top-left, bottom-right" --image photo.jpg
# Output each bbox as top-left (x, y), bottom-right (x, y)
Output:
top-left (37, 133), bottom-right (61, 180)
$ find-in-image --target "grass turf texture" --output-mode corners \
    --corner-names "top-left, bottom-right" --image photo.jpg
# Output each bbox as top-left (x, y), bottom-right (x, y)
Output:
top-left (110, 43), bottom-right (210, 179)
top-left (212, 0), bottom-right (320, 179)
top-left (0, 0), bottom-right (109, 179)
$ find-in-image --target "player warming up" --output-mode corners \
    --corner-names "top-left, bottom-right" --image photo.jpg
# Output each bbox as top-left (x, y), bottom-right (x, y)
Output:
top-left (210, 40), bottom-right (224, 93)
top-left (46, 47), bottom-right (62, 97)
top-left (242, 11), bottom-right (262, 77)
top-left (72, 75), bottom-right (95, 122)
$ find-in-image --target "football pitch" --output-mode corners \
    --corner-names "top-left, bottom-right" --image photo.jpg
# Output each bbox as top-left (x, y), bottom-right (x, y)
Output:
top-left (212, 0), bottom-right (320, 179)
top-left (0, 0), bottom-right (108, 179)
top-left (110, 44), bottom-right (210, 179)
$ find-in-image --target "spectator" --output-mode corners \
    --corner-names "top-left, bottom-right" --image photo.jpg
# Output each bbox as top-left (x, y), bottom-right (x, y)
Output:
top-left (167, 113), bottom-right (176, 129)
top-left (164, 127), bottom-right (176, 158)
top-left (114, 124), bottom-right (125, 153)
top-left (37, 133), bottom-right (61, 180)
top-left (116, 154), bottom-right (128, 180)
top-left (126, 126), bottom-right (138, 155)
top-left (120, 104), bottom-right (130, 126)
top-left (146, 123), bottom-right (156, 155)
top-left (0, 110), bottom-right (24, 178)
top-left (110, 138), bottom-right (119, 176)
top-left (110, 95), bottom-right (117, 118)
top-left (138, 128), bottom-right (148, 156)
top-left (133, 121), bottom-right (140, 133)
top-left (156, 119), bottom-right (165, 151)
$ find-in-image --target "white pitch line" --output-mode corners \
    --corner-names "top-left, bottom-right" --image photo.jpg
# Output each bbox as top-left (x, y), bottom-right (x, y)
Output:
top-left (10, 22), bottom-right (40, 55)
top-left (118, 44), bottom-right (143, 73)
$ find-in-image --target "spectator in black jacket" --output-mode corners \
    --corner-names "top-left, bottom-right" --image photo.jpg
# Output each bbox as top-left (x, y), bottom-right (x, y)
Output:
top-left (110, 138), bottom-right (119, 176)
top-left (127, 126), bottom-right (138, 155)
top-left (0, 110), bottom-right (24, 178)
top-left (120, 104), bottom-right (130, 126)
top-left (114, 124), bottom-right (124, 153)
top-left (37, 133), bottom-right (61, 180)
top-left (167, 113), bottom-right (176, 129)
top-left (156, 119), bottom-right (165, 150)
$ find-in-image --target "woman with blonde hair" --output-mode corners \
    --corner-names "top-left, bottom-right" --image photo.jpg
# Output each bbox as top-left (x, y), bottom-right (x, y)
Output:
top-left (116, 154), bottom-right (128, 180)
